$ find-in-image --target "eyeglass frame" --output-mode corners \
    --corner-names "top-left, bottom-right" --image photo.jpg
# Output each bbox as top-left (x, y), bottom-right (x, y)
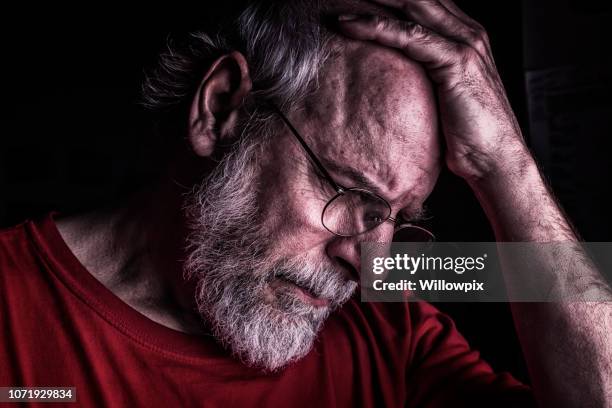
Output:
top-left (270, 104), bottom-right (435, 241)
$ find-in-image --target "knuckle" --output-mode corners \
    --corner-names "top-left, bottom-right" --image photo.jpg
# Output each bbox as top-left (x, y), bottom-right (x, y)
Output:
top-left (474, 22), bottom-right (488, 35)
top-left (468, 29), bottom-right (489, 53)
top-left (472, 39), bottom-right (488, 55)
top-left (466, 29), bottom-right (480, 43)
top-left (477, 26), bottom-right (490, 41)
top-left (436, 42), bottom-right (464, 69)
top-left (372, 16), bottom-right (390, 33)
top-left (404, 22), bottom-right (428, 40)
top-left (370, 16), bottom-right (429, 43)
top-left (474, 25), bottom-right (490, 43)
top-left (419, 0), bottom-right (439, 7)
top-left (456, 44), bottom-right (479, 66)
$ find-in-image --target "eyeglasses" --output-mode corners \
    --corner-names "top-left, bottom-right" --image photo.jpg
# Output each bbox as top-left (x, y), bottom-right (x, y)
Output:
top-left (271, 105), bottom-right (435, 242)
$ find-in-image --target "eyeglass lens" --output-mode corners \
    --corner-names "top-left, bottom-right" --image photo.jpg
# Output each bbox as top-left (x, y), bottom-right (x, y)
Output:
top-left (322, 189), bottom-right (391, 236)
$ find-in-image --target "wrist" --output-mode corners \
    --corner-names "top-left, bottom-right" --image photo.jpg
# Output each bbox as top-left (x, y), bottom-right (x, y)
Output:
top-left (461, 141), bottom-right (538, 188)
top-left (465, 146), bottom-right (579, 242)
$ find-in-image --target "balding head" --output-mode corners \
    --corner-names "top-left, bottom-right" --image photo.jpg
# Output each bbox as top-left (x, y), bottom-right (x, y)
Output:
top-left (177, 0), bottom-right (441, 372)
top-left (293, 39), bottom-right (440, 219)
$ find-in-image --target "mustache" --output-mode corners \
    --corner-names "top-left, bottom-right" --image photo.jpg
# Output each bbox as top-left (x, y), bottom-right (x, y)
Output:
top-left (271, 257), bottom-right (358, 307)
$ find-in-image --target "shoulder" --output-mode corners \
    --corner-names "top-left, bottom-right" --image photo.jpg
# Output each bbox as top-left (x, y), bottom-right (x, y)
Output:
top-left (0, 221), bottom-right (35, 269)
top-left (0, 216), bottom-right (54, 283)
top-left (333, 296), bottom-right (447, 342)
top-left (0, 220), bottom-right (45, 314)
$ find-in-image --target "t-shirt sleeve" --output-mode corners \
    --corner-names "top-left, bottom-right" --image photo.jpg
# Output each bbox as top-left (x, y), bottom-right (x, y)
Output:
top-left (405, 302), bottom-right (535, 408)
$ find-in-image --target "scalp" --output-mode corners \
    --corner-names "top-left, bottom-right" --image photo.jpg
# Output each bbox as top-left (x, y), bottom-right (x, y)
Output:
top-left (293, 38), bottom-right (440, 204)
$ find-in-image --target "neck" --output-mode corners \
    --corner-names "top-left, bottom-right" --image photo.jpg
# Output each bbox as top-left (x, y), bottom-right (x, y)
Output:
top-left (57, 175), bottom-right (205, 334)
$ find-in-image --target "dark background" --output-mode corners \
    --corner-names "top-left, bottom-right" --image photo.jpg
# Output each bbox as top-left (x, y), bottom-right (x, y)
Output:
top-left (1, 1), bottom-right (611, 385)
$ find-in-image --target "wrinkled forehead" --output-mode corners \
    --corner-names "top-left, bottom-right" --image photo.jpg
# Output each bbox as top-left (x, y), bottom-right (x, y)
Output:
top-left (294, 40), bottom-right (440, 201)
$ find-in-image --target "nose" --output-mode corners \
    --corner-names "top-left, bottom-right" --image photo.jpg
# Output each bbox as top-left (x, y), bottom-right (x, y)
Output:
top-left (325, 237), bottom-right (360, 281)
top-left (325, 222), bottom-right (396, 281)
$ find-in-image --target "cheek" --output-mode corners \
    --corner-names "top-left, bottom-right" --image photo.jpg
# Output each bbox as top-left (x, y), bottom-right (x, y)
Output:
top-left (257, 173), bottom-right (331, 256)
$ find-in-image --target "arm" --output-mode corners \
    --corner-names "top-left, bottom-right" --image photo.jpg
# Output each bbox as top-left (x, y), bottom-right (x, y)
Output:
top-left (469, 147), bottom-right (612, 407)
top-left (337, 0), bottom-right (612, 406)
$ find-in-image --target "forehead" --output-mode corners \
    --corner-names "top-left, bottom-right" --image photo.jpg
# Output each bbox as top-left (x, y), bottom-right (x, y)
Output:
top-left (293, 40), bottom-right (440, 206)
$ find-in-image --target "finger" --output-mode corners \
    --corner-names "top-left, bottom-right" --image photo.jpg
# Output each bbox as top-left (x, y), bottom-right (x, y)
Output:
top-left (337, 15), bottom-right (466, 83)
top-left (366, 0), bottom-right (473, 42)
top-left (437, 0), bottom-right (491, 53)
top-left (437, 0), bottom-right (482, 30)
top-left (367, 0), bottom-right (479, 29)
top-left (366, 0), bottom-right (490, 56)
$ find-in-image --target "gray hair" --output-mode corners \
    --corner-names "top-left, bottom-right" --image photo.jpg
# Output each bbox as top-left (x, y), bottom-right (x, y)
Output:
top-left (141, 0), bottom-right (334, 125)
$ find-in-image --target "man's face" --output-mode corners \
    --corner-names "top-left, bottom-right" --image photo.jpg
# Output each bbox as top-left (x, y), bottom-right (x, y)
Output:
top-left (184, 41), bottom-right (440, 372)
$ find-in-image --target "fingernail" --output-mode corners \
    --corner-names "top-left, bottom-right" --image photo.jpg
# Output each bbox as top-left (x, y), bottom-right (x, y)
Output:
top-left (337, 14), bottom-right (360, 22)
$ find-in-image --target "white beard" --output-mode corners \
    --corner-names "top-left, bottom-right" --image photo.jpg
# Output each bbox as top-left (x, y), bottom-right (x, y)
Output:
top-left (183, 137), bottom-right (357, 372)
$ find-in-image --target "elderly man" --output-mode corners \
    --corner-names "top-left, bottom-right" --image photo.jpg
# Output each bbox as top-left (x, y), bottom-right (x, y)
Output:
top-left (1, 0), bottom-right (610, 407)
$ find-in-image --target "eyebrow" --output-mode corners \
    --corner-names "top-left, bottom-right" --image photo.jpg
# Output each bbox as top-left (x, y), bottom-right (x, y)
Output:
top-left (272, 103), bottom-right (429, 224)
top-left (317, 157), bottom-right (428, 222)
top-left (318, 157), bottom-right (383, 194)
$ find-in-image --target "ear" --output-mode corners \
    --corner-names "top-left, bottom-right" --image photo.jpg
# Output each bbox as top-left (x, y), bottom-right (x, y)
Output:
top-left (188, 51), bottom-right (252, 157)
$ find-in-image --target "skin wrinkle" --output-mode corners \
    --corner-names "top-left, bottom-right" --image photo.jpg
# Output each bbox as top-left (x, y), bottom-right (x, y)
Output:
top-left (46, 1), bottom-right (610, 402)
top-left (58, 29), bottom-right (441, 373)
top-left (183, 136), bottom-right (358, 370)
top-left (316, 43), bottom-right (437, 203)
top-left (227, 42), bottom-right (438, 281)
top-left (245, 42), bottom-right (442, 304)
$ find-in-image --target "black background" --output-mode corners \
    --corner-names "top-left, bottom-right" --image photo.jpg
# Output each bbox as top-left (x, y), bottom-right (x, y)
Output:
top-left (2, 1), bottom-right (611, 385)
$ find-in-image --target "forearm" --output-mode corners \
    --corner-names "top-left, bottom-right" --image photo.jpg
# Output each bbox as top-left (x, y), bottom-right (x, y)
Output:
top-left (337, 0), bottom-right (612, 404)
top-left (468, 149), bottom-right (612, 407)
top-left (466, 147), bottom-right (574, 243)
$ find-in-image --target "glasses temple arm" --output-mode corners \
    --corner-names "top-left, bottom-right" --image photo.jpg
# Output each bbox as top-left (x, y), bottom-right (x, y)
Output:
top-left (270, 104), bottom-right (343, 193)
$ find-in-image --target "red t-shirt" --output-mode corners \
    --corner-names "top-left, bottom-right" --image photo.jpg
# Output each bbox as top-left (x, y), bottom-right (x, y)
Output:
top-left (0, 214), bottom-right (532, 407)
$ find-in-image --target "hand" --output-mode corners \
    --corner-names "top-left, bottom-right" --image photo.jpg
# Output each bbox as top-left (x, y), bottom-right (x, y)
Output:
top-left (337, 0), bottom-right (532, 182)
